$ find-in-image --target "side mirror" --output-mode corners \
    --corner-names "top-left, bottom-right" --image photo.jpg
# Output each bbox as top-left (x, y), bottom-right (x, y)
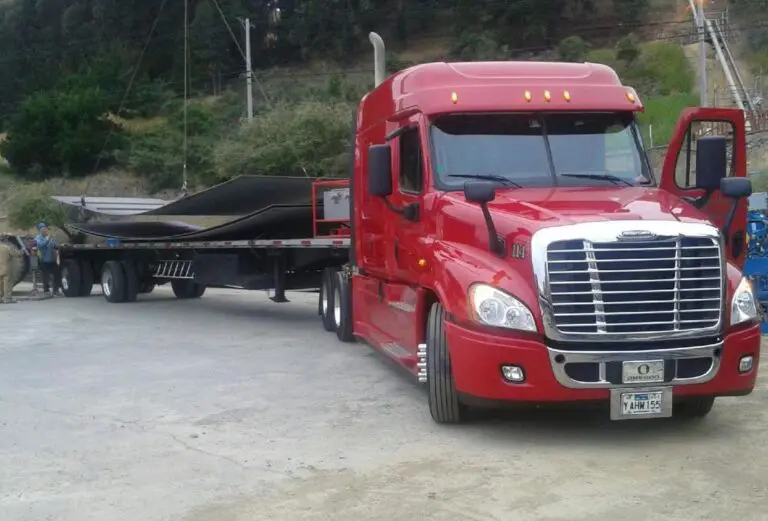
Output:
top-left (463, 181), bottom-right (497, 204)
top-left (695, 135), bottom-right (728, 191)
top-left (368, 144), bottom-right (392, 197)
top-left (720, 177), bottom-right (752, 199)
top-left (464, 181), bottom-right (504, 257)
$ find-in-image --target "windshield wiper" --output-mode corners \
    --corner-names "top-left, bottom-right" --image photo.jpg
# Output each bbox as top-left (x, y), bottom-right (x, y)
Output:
top-left (560, 173), bottom-right (635, 187)
top-left (448, 174), bottom-right (522, 188)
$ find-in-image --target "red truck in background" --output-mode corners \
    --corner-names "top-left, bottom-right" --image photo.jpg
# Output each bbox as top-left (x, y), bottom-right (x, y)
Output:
top-left (60, 32), bottom-right (761, 425)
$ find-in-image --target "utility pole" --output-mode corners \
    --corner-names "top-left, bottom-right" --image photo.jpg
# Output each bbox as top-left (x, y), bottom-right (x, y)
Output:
top-left (242, 17), bottom-right (254, 121)
top-left (698, 0), bottom-right (707, 106)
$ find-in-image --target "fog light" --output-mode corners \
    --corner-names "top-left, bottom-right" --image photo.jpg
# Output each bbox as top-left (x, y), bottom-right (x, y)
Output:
top-left (739, 355), bottom-right (754, 373)
top-left (501, 365), bottom-right (525, 383)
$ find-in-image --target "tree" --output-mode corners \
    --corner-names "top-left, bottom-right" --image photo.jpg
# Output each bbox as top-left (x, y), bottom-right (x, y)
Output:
top-left (614, 0), bottom-right (651, 25)
top-left (557, 35), bottom-right (590, 62)
top-left (0, 86), bottom-right (122, 179)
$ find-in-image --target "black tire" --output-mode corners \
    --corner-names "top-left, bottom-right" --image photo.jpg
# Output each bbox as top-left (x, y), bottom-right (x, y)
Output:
top-left (121, 261), bottom-right (139, 302)
top-left (192, 283), bottom-right (206, 298)
top-left (171, 279), bottom-right (205, 299)
top-left (426, 302), bottom-right (466, 424)
top-left (101, 261), bottom-right (127, 303)
top-left (320, 268), bottom-right (336, 332)
top-left (139, 281), bottom-right (156, 294)
top-left (79, 260), bottom-right (94, 297)
top-left (676, 396), bottom-right (715, 418)
top-left (334, 270), bottom-right (355, 343)
top-left (61, 259), bottom-right (82, 298)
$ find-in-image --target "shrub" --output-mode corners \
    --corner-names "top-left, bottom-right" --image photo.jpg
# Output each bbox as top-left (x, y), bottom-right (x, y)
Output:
top-left (213, 101), bottom-right (353, 180)
top-left (557, 36), bottom-right (590, 63)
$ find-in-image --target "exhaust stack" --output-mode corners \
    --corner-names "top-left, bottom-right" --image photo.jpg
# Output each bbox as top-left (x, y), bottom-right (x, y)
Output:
top-left (369, 32), bottom-right (385, 87)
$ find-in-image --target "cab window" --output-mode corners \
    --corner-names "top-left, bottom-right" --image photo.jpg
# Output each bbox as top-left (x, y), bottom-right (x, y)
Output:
top-left (399, 127), bottom-right (423, 194)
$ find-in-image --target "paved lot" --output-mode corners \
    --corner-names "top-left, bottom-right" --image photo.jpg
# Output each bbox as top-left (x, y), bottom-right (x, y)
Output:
top-left (1, 286), bottom-right (767, 521)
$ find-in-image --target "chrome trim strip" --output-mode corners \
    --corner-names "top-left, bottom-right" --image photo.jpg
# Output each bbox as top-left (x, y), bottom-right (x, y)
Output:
top-left (547, 342), bottom-right (722, 389)
top-left (531, 220), bottom-right (725, 342)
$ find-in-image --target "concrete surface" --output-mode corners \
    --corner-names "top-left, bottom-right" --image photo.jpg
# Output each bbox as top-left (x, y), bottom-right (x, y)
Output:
top-left (1, 285), bottom-right (767, 521)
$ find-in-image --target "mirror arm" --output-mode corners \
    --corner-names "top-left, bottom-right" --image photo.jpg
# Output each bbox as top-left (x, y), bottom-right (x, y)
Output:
top-left (480, 203), bottom-right (505, 257)
top-left (383, 198), bottom-right (419, 222)
top-left (691, 190), bottom-right (714, 209)
top-left (722, 199), bottom-right (740, 245)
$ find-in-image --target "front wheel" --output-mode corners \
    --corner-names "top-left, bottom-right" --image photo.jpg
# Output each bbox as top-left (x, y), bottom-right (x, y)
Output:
top-left (426, 302), bottom-right (467, 424)
top-left (676, 396), bottom-right (715, 418)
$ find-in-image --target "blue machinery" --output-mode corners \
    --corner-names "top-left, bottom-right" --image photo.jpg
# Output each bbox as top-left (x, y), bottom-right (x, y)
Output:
top-left (745, 198), bottom-right (768, 334)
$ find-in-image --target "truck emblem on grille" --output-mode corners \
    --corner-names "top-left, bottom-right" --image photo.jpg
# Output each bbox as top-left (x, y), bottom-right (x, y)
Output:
top-left (617, 230), bottom-right (656, 241)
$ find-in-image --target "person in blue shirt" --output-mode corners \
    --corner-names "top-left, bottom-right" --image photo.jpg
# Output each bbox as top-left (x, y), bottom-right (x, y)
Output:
top-left (35, 222), bottom-right (61, 296)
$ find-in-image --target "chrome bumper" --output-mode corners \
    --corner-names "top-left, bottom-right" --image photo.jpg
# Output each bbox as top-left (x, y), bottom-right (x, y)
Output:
top-left (547, 341), bottom-right (722, 389)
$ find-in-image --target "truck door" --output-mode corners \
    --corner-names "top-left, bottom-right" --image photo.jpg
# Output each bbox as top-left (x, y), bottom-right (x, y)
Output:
top-left (390, 124), bottom-right (426, 284)
top-left (659, 107), bottom-right (748, 269)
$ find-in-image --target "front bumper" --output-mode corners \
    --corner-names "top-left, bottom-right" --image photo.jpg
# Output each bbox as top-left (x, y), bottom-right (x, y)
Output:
top-left (446, 320), bottom-right (761, 403)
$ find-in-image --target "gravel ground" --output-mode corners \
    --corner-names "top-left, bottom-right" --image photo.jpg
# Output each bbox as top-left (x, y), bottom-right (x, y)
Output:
top-left (1, 285), bottom-right (767, 521)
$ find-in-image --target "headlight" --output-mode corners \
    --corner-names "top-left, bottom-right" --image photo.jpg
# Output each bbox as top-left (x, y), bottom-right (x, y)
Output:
top-left (468, 283), bottom-right (536, 332)
top-left (731, 277), bottom-right (758, 326)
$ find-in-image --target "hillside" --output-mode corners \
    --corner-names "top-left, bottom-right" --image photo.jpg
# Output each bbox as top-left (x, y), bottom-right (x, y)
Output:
top-left (1, 0), bottom-right (768, 233)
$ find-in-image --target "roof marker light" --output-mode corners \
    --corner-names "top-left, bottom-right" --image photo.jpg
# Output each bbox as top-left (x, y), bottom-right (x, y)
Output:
top-left (544, 90), bottom-right (551, 102)
top-left (451, 91), bottom-right (458, 104)
top-left (524, 90), bottom-right (532, 102)
top-left (626, 91), bottom-right (636, 103)
top-left (564, 90), bottom-right (571, 102)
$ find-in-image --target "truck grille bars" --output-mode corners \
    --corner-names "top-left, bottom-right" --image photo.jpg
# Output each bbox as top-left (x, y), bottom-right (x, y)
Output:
top-left (533, 222), bottom-right (724, 341)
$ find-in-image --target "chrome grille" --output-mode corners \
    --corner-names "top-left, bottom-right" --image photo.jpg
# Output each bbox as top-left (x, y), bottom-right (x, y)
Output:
top-left (546, 236), bottom-right (722, 336)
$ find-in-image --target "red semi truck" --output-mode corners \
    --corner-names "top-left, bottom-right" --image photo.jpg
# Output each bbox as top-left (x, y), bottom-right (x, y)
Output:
top-left (60, 32), bottom-right (761, 424)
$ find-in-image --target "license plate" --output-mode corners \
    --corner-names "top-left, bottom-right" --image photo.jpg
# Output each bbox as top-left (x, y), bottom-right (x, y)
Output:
top-left (610, 387), bottom-right (672, 420)
top-left (622, 360), bottom-right (664, 384)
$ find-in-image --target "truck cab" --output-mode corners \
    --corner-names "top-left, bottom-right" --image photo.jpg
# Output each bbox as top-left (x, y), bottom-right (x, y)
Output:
top-left (348, 34), bottom-right (760, 423)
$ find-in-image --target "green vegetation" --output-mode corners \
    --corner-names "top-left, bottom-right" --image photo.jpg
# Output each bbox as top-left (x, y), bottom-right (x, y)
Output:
top-left (730, 0), bottom-right (768, 74)
top-left (586, 39), bottom-right (697, 146)
top-left (0, 0), bottom-right (714, 207)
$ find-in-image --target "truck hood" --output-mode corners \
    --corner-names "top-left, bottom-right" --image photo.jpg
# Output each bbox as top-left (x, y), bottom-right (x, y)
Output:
top-left (438, 186), bottom-right (714, 240)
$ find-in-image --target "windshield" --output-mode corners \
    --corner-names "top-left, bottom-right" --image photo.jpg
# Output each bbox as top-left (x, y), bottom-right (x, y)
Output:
top-left (430, 112), bottom-right (653, 189)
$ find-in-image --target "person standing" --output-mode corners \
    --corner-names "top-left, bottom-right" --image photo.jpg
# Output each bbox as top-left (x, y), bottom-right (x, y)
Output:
top-left (35, 223), bottom-right (61, 297)
top-left (0, 235), bottom-right (23, 303)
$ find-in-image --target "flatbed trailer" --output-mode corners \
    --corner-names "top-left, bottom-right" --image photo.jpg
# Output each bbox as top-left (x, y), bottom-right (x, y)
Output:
top-left (58, 177), bottom-right (357, 344)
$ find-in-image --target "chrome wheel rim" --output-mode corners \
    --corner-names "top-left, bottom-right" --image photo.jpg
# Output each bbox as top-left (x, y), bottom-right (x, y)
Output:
top-left (321, 279), bottom-right (329, 316)
top-left (333, 280), bottom-right (342, 327)
top-left (61, 268), bottom-right (69, 291)
top-left (101, 270), bottom-right (112, 297)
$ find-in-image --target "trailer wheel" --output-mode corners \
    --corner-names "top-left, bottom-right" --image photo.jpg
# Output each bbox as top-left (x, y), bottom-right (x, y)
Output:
top-left (426, 302), bottom-right (467, 424)
top-left (319, 268), bottom-right (336, 332)
top-left (101, 261), bottom-right (127, 303)
top-left (139, 281), bottom-right (156, 294)
top-left (334, 271), bottom-right (354, 343)
top-left (171, 280), bottom-right (205, 299)
top-left (121, 261), bottom-right (140, 302)
top-left (79, 260), bottom-right (94, 297)
top-left (676, 396), bottom-right (715, 418)
top-left (61, 259), bottom-right (82, 298)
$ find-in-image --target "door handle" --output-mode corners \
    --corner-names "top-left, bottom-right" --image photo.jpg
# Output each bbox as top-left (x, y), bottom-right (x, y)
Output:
top-left (393, 239), bottom-right (399, 262)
